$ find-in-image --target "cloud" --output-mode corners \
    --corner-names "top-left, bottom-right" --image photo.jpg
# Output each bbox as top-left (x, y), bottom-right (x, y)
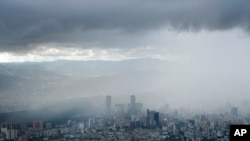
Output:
top-left (0, 44), bottom-right (177, 62)
top-left (0, 0), bottom-right (250, 53)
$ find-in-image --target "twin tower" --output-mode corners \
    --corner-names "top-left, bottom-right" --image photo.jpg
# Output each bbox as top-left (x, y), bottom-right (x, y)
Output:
top-left (105, 95), bottom-right (142, 115)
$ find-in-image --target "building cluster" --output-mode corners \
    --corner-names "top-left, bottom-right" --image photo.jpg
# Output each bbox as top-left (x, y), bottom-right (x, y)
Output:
top-left (0, 96), bottom-right (246, 141)
top-left (106, 95), bottom-right (143, 116)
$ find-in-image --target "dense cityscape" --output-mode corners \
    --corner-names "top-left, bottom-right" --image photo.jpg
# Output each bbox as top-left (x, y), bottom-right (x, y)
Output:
top-left (0, 95), bottom-right (247, 141)
top-left (1, 0), bottom-right (250, 141)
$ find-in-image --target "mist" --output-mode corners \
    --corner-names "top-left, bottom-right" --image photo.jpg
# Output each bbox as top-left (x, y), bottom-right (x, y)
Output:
top-left (1, 55), bottom-right (250, 114)
top-left (0, 0), bottom-right (250, 121)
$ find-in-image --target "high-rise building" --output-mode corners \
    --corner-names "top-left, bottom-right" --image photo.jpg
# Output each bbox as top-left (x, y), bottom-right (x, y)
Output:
top-left (106, 95), bottom-right (112, 114)
top-left (154, 112), bottom-right (160, 126)
top-left (33, 121), bottom-right (43, 129)
top-left (6, 129), bottom-right (18, 140)
top-left (114, 104), bottom-right (125, 115)
top-left (128, 95), bottom-right (136, 114)
top-left (147, 109), bottom-right (160, 128)
top-left (149, 111), bottom-right (155, 126)
top-left (131, 95), bottom-right (136, 105)
top-left (231, 107), bottom-right (238, 116)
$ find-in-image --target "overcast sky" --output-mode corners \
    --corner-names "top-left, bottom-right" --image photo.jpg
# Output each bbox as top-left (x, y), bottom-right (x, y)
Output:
top-left (1, 0), bottom-right (250, 110)
top-left (0, 0), bottom-right (250, 62)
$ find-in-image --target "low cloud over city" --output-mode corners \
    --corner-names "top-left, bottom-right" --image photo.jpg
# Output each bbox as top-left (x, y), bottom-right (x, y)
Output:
top-left (0, 0), bottom-right (250, 109)
top-left (1, 2), bottom-right (250, 140)
top-left (1, 1), bottom-right (250, 140)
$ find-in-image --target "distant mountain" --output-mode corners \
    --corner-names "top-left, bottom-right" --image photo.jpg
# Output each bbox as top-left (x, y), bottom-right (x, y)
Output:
top-left (0, 97), bottom-right (94, 123)
top-left (0, 58), bottom-right (172, 111)
top-left (0, 64), bottom-right (65, 90)
top-left (35, 58), bottom-right (169, 77)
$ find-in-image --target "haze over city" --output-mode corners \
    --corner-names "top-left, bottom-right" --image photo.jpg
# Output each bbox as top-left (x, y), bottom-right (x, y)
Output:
top-left (1, 0), bottom-right (250, 114)
top-left (2, 1), bottom-right (250, 141)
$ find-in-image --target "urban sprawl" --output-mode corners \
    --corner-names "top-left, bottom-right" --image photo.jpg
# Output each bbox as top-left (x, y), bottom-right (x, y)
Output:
top-left (0, 95), bottom-right (246, 141)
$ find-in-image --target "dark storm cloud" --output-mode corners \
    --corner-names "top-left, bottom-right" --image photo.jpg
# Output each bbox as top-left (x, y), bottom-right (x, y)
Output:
top-left (0, 0), bottom-right (250, 52)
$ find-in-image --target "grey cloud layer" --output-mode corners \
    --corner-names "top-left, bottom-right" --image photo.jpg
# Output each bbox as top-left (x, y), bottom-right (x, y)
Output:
top-left (0, 0), bottom-right (250, 52)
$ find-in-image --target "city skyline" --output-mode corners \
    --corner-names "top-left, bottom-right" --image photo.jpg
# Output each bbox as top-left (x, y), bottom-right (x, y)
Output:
top-left (0, 94), bottom-right (245, 141)
top-left (1, 0), bottom-right (250, 110)
top-left (1, 0), bottom-right (250, 140)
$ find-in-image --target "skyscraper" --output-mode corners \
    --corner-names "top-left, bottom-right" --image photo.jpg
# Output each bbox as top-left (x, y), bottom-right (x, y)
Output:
top-left (154, 112), bottom-right (160, 126)
top-left (131, 95), bottom-right (136, 105)
top-left (106, 95), bottom-right (111, 115)
top-left (129, 95), bottom-right (136, 114)
top-left (231, 107), bottom-right (238, 116)
top-left (146, 109), bottom-right (160, 128)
